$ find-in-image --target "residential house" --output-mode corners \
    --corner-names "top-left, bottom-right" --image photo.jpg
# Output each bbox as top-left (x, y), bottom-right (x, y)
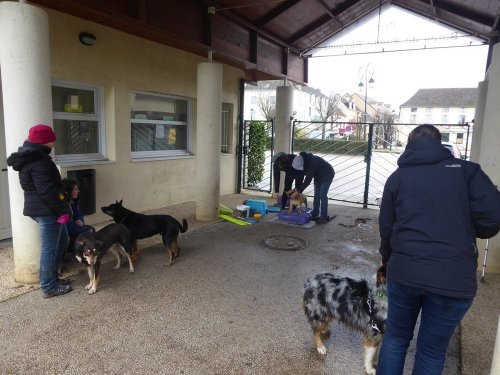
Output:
top-left (399, 88), bottom-right (476, 152)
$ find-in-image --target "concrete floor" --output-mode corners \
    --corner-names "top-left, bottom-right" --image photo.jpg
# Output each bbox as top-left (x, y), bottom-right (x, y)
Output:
top-left (0, 193), bottom-right (497, 374)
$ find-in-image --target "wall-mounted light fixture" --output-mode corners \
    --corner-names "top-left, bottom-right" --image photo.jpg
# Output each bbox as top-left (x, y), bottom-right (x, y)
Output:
top-left (79, 32), bottom-right (96, 46)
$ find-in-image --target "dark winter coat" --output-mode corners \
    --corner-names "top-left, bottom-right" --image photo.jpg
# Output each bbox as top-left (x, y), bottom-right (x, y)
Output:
top-left (66, 201), bottom-right (92, 237)
top-left (379, 137), bottom-right (500, 298)
top-left (273, 154), bottom-right (304, 193)
top-left (273, 153), bottom-right (304, 208)
top-left (6, 141), bottom-right (70, 217)
top-left (296, 152), bottom-right (335, 193)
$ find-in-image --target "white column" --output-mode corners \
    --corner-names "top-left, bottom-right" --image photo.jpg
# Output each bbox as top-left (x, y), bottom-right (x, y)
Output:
top-left (475, 43), bottom-right (500, 274)
top-left (0, 2), bottom-right (53, 283)
top-left (273, 85), bottom-right (294, 194)
top-left (274, 86), bottom-right (294, 154)
top-left (470, 80), bottom-right (487, 163)
top-left (492, 315), bottom-right (500, 375)
top-left (196, 62), bottom-right (222, 221)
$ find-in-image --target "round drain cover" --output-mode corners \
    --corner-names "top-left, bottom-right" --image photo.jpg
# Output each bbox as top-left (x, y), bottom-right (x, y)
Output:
top-left (262, 235), bottom-right (308, 251)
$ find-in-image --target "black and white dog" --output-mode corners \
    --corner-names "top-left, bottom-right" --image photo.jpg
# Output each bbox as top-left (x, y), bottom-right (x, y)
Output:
top-left (74, 223), bottom-right (135, 295)
top-left (303, 264), bottom-right (387, 375)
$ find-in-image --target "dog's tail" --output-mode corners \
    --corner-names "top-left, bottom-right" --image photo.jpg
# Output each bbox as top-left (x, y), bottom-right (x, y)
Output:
top-left (178, 218), bottom-right (188, 233)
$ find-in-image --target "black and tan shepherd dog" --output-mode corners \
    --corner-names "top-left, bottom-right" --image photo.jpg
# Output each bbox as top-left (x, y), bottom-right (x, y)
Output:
top-left (74, 223), bottom-right (135, 295)
top-left (101, 200), bottom-right (188, 267)
top-left (303, 264), bottom-right (387, 375)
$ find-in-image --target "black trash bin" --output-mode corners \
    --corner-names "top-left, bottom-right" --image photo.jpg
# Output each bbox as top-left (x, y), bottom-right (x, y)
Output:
top-left (67, 169), bottom-right (96, 215)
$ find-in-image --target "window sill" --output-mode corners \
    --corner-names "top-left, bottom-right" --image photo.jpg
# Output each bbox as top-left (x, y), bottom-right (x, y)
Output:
top-left (131, 154), bottom-right (195, 163)
top-left (56, 159), bottom-right (115, 168)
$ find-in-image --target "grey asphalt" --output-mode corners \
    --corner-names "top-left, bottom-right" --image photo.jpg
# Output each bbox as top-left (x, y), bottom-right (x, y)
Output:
top-left (0, 196), bottom-right (497, 374)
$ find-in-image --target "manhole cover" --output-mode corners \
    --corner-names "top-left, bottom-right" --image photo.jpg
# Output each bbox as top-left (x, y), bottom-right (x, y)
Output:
top-left (262, 235), bottom-right (309, 251)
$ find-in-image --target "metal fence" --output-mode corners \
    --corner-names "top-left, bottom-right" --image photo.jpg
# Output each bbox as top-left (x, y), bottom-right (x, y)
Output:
top-left (239, 120), bottom-right (471, 207)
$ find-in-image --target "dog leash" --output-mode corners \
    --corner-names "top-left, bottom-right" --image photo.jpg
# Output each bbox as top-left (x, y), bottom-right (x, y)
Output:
top-left (338, 218), bottom-right (371, 228)
top-left (367, 290), bottom-right (382, 334)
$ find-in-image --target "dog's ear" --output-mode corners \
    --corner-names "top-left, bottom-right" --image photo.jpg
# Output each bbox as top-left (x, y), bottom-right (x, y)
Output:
top-left (376, 264), bottom-right (387, 287)
top-left (118, 199), bottom-right (123, 206)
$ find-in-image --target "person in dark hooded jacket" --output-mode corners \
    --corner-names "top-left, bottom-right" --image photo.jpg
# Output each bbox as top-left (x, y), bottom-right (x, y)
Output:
top-left (290, 151), bottom-right (335, 224)
top-left (272, 152), bottom-right (304, 210)
top-left (7, 124), bottom-right (73, 299)
top-left (377, 124), bottom-right (500, 375)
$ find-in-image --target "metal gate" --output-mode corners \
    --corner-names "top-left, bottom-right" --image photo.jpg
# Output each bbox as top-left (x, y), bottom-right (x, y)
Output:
top-left (238, 120), bottom-right (472, 207)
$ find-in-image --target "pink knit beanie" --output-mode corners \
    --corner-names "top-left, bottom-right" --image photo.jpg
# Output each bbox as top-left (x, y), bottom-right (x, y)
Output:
top-left (28, 124), bottom-right (56, 144)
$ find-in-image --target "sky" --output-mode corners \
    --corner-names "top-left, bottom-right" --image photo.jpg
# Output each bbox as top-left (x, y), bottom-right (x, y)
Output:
top-left (308, 5), bottom-right (489, 108)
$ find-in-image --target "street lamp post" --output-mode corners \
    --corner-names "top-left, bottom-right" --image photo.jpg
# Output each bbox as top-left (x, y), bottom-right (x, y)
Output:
top-left (358, 64), bottom-right (375, 208)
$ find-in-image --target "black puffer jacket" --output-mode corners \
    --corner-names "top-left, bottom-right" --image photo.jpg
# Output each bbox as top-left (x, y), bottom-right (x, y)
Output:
top-left (7, 141), bottom-right (69, 217)
top-left (379, 137), bottom-right (500, 298)
top-left (296, 152), bottom-right (335, 193)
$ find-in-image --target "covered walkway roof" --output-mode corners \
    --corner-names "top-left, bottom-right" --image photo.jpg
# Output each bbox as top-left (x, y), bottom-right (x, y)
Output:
top-left (30, 0), bottom-right (500, 83)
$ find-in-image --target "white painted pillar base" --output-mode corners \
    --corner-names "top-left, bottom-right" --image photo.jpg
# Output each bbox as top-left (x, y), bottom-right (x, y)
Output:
top-left (0, 2), bottom-right (53, 283)
top-left (273, 86), bottom-right (294, 194)
top-left (195, 62), bottom-right (222, 221)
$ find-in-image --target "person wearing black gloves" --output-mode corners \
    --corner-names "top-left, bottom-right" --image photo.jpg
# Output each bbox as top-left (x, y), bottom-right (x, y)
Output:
top-left (377, 124), bottom-right (500, 374)
top-left (290, 151), bottom-right (335, 224)
top-left (272, 152), bottom-right (304, 210)
top-left (7, 124), bottom-right (73, 299)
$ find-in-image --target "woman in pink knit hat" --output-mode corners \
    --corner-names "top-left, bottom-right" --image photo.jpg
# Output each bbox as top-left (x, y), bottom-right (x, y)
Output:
top-left (7, 124), bottom-right (73, 298)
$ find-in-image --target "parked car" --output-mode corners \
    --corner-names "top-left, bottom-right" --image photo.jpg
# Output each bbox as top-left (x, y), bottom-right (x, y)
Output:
top-left (442, 141), bottom-right (464, 159)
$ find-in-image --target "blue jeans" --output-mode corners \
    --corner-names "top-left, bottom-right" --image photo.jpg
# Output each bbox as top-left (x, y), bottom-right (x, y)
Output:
top-left (33, 215), bottom-right (69, 294)
top-left (377, 279), bottom-right (473, 375)
top-left (311, 178), bottom-right (332, 219)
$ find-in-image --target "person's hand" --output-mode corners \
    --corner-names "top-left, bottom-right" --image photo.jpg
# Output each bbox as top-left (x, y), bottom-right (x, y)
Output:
top-left (56, 213), bottom-right (70, 224)
top-left (75, 219), bottom-right (84, 226)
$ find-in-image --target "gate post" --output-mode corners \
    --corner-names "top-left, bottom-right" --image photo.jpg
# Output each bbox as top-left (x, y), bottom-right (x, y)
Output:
top-left (363, 124), bottom-right (374, 208)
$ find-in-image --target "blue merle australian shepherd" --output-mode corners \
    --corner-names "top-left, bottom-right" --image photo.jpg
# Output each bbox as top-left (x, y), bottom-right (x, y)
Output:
top-left (303, 264), bottom-right (387, 375)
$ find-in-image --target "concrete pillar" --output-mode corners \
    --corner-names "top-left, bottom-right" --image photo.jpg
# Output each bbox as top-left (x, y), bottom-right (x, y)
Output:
top-left (195, 62), bottom-right (222, 221)
top-left (274, 85), bottom-right (294, 154)
top-left (473, 43), bottom-right (500, 273)
top-left (273, 85), bottom-right (294, 194)
top-left (492, 315), bottom-right (500, 375)
top-left (470, 80), bottom-right (487, 163)
top-left (0, 2), bottom-right (53, 284)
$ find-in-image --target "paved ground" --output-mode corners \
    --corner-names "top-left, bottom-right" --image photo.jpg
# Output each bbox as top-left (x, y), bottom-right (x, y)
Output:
top-left (0, 193), bottom-right (498, 374)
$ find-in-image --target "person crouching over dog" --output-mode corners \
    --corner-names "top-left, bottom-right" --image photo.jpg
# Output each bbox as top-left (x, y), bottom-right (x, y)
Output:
top-left (289, 152), bottom-right (335, 225)
top-left (272, 152), bottom-right (304, 211)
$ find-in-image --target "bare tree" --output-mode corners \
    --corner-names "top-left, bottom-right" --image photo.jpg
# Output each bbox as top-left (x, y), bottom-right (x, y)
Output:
top-left (374, 110), bottom-right (397, 149)
top-left (314, 92), bottom-right (343, 139)
top-left (257, 93), bottom-right (276, 120)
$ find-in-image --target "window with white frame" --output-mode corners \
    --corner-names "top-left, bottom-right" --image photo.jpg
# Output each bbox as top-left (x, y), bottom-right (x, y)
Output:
top-left (410, 114), bottom-right (417, 124)
top-left (52, 81), bottom-right (105, 161)
top-left (130, 92), bottom-right (191, 158)
top-left (221, 103), bottom-right (232, 153)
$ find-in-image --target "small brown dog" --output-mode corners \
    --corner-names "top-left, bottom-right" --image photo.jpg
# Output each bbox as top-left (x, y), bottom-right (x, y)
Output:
top-left (286, 189), bottom-right (308, 214)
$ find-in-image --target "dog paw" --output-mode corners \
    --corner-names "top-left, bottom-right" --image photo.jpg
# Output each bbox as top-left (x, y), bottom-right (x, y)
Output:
top-left (88, 288), bottom-right (97, 295)
top-left (112, 266), bottom-right (119, 271)
top-left (317, 346), bottom-right (327, 355)
top-left (365, 367), bottom-right (376, 375)
top-left (85, 284), bottom-right (92, 290)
